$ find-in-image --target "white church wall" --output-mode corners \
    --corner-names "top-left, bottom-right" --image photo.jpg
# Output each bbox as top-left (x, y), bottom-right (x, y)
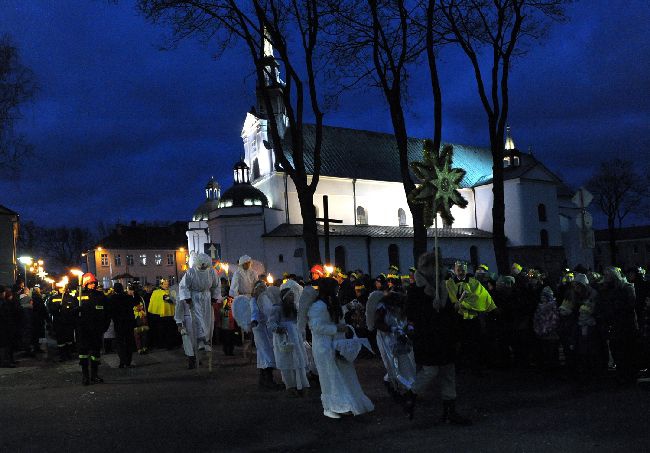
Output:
top-left (186, 220), bottom-right (210, 256)
top-left (208, 212), bottom-right (267, 272)
top-left (255, 173), bottom-right (477, 229)
top-left (503, 180), bottom-right (526, 246)
top-left (474, 184), bottom-right (494, 232)
top-left (517, 180), bottom-right (562, 247)
top-left (263, 237), bottom-right (307, 277)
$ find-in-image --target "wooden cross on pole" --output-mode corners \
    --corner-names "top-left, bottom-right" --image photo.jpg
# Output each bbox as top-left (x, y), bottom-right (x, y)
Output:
top-left (315, 195), bottom-right (342, 264)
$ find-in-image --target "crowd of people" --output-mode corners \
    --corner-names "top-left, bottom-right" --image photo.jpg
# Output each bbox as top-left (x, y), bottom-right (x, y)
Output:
top-left (1, 251), bottom-right (649, 422)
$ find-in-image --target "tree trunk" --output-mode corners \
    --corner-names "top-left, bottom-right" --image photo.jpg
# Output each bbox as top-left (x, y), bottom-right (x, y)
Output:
top-left (491, 141), bottom-right (509, 275)
top-left (607, 217), bottom-right (617, 266)
top-left (411, 203), bottom-right (427, 265)
top-left (297, 189), bottom-right (321, 267)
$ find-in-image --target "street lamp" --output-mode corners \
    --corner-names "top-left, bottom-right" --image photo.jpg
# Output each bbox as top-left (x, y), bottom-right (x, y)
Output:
top-left (18, 256), bottom-right (33, 285)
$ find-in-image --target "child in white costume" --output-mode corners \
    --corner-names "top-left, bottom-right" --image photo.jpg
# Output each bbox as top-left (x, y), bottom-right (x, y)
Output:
top-left (269, 287), bottom-right (310, 395)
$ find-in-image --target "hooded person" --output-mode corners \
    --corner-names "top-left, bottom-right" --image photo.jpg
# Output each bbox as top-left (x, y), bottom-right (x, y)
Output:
top-left (268, 285), bottom-right (310, 395)
top-left (402, 252), bottom-right (471, 425)
top-left (229, 255), bottom-right (257, 297)
top-left (374, 291), bottom-right (416, 398)
top-left (250, 281), bottom-right (281, 389)
top-left (178, 253), bottom-right (221, 362)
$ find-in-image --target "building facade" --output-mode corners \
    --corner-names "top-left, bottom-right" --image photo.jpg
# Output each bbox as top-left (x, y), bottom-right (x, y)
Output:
top-left (594, 226), bottom-right (650, 272)
top-left (0, 204), bottom-right (19, 285)
top-left (88, 222), bottom-right (188, 288)
top-left (189, 41), bottom-right (594, 280)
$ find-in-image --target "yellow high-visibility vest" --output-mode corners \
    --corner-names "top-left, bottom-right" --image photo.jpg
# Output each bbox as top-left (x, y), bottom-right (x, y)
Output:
top-left (446, 277), bottom-right (496, 320)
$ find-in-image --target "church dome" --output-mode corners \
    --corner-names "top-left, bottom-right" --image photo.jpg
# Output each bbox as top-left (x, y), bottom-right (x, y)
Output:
top-left (218, 184), bottom-right (268, 208)
top-left (193, 177), bottom-right (221, 221)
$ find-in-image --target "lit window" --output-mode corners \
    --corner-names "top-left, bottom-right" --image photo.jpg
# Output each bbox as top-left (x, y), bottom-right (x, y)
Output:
top-left (100, 254), bottom-right (109, 267)
top-left (503, 156), bottom-right (511, 168)
top-left (167, 253), bottom-right (174, 265)
top-left (140, 254), bottom-right (147, 266)
top-left (115, 254), bottom-right (121, 266)
top-left (244, 199), bottom-right (254, 206)
top-left (126, 255), bottom-right (134, 266)
top-left (155, 254), bottom-right (162, 265)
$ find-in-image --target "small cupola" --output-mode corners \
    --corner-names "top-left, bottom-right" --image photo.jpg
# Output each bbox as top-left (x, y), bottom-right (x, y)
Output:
top-left (233, 160), bottom-right (251, 184)
top-left (193, 177), bottom-right (221, 221)
top-left (205, 176), bottom-right (220, 200)
top-left (503, 126), bottom-right (521, 168)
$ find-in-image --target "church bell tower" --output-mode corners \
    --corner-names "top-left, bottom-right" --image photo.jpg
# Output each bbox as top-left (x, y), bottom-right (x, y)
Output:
top-left (256, 29), bottom-right (288, 138)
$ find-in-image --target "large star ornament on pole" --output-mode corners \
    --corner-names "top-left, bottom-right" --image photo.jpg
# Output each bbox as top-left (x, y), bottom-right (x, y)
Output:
top-left (408, 140), bottom-right (468, 227)
top-left (408, 140), bottom-right (468, 303)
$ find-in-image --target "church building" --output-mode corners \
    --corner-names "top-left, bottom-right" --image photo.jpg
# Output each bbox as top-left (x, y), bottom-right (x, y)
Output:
top-left (188, 43), bottom-right (594, 279)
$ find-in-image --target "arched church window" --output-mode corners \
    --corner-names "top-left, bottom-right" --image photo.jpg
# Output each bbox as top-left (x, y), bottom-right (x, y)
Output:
top-left (540, 229), bottom-right (549, 248)
top-left (335, 246), bottom-right (346, 272)
top-left (470, 246), bottom-right (479, 268)
top-left (278, 254), bottom-right (284, 263)
top-left (398, 208), bottom-right (407, 226)
top-left (388, 244), bottom-right (399, 269)
top-left (252, 158), bottom-right (260, 180)
top-left (357, 206), bottom-right (368, 225)
top-left (538, 203), bottom-right (547, 222)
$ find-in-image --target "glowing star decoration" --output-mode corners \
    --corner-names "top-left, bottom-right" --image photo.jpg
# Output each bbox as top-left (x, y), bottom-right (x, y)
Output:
top-left (408, 141), bottom-right (468, 227)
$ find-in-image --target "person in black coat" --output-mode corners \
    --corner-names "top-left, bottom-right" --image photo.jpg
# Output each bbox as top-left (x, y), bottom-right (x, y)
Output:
top-left (0, 286), bottom-right (18, 367)
top-left (30, 287), bottom-right (48, 354)
top-left (110, 283), bottom-right (137, 368)
top-left (402, 252), bottom-right (470, 425)
top-left (77, 273), bottom-right (110, 385)
top-left (47, 285), bottom-right (79, 361)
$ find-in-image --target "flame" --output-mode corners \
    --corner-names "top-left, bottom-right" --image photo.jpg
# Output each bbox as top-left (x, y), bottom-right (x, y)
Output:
top-left (266, 274), bottom-right (274, 285)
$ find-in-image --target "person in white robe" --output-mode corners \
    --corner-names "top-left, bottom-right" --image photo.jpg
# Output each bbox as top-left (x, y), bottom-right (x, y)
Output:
top-left (178, 253), bottom-right (221, 364)
top-left (229, 255), bottom-right (257, 297)
top-left (374, 291), bottom-right (416, 397)
top-left (269, 286), bottom-right (310, 396)
top-left (250, 281), bottom-right (281, 389)
top-left (307, 277), bottom-right (374, 419)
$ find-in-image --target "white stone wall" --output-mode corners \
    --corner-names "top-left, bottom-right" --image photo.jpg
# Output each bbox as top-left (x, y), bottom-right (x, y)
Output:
top-left (260, 234), bottom-right (495, 277)
top-left (253, 173), bottom-right (477, 229)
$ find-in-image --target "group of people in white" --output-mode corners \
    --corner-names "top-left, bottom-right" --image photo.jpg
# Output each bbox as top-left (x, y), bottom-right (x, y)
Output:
top-left (174, 251), bottom-right (470, 422)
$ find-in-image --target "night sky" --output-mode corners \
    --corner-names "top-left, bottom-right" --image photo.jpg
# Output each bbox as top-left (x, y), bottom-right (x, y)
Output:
top-left (1, 1), bottom-right (649, 229)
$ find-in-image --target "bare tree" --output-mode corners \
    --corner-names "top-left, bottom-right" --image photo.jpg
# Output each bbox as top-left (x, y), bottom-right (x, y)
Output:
top-left (439, 0), bottom-right (569, 274)
top-left (330, 0), bottom-right (446, 263)
top-left (0, 35), bottom-right (36, 175)
top-left (138, 0), bottom-right (328, 267)
top-left (586, 158), bottom-right (649, 265)
top-left (17, 221), bottom-right (94, 273)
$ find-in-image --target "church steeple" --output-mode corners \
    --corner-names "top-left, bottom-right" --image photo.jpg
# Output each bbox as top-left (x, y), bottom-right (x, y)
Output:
top-left (256, 28), bottom-right (288, 137)
top-left (505, 125), bottom-right (516, 151)
top-left (503, 125), bottom-right (521, 168)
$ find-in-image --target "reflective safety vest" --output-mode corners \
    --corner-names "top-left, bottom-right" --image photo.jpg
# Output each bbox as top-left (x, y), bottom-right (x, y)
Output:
top-left (446, 277), bottom-right (496, 320)
top-left (148, 289), bottom-right (175, 317)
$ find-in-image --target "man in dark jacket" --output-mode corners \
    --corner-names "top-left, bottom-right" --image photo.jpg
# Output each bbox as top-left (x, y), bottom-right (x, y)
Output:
top-left (77, 273), bottom-right (110, 385)
top-left (110, 283), bottom-right (137, 368)
top-left (597, 267), bottom-right (638, 384)
top-left (402, 252), bottom-right (470, 425)
top-left (47, 284), bottom-right (79, 361)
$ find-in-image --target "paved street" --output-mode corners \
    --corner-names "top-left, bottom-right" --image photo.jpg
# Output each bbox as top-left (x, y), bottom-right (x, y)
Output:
top-left (1, 345), bottom-right (649, 453)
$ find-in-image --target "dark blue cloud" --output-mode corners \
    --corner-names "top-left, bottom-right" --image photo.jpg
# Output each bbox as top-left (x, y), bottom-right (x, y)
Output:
top-left (1, 0), bottom-right (648, 229)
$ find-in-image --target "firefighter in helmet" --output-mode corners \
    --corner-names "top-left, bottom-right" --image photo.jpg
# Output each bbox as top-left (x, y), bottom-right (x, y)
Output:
top-left (77, 273), bottom-right (110, 385)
